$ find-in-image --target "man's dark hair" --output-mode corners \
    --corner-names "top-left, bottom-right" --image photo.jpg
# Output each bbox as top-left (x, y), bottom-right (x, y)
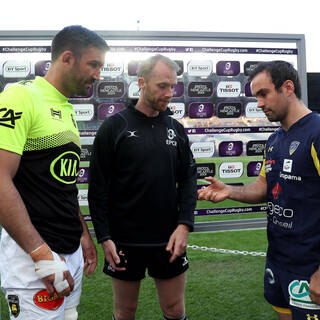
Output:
top-left (51, 25), bottom-right (109, 61)
top-left (248, 60), bottom-right (301, 99)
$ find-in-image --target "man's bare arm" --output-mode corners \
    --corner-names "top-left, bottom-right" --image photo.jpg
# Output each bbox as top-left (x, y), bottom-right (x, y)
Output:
top-left (0, 149), bottom-right (44, 252)
top-left (198, 175), bottom-right (267, 204)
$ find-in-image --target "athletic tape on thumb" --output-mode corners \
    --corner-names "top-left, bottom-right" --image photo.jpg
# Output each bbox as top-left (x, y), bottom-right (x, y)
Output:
top-left (35, 251), bottom-right (69, 293)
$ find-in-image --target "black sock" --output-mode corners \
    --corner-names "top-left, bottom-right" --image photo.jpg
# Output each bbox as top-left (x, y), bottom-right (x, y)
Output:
top-left (163, 315), bottom-right (187, 320)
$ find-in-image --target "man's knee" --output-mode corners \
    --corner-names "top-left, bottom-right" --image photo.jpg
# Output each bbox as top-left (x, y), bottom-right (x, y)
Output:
top-left (114, 304), bottom-right (137, 320)
top-left (161, 297), bottom-right (185, 319)
top-left (65, 307), bottom-right (78, 320)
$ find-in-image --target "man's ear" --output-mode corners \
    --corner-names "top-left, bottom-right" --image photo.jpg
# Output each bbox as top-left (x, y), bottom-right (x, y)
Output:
top-left (60, 50), bottom-right (75, 67)
top-left (282, 80), bottom-right (295, 96)
top-left (138, 76), bottom-right (145, 89)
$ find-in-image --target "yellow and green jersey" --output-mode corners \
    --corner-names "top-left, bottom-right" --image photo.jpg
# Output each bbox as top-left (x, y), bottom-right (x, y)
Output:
top-left (0, 76), bottom-right (82, 253)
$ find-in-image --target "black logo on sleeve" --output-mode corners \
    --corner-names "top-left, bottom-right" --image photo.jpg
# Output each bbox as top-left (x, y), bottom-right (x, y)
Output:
top-left (0, 108), bottom-right (22, 128)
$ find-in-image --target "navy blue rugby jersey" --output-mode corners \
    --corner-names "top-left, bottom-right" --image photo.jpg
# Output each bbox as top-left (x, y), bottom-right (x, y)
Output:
top-left (260, 112), bottom-right (320, 275)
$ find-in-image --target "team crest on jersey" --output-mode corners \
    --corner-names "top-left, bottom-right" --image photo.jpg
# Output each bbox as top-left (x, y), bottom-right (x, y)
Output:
top-left (289, 141), bottom-right (300, 155)
top-left (0, 107), bottom-right (22, 129)
top-left (288, 280), bottom-right (320, 310)
top-left (8, 294), bottom-right (20, 318)
top-left (33, 289), bottom-right (64, 310)
top-left (166, 128), bottom-right (177, 147)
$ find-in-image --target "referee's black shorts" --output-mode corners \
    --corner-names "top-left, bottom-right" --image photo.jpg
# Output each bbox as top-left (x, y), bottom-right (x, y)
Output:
top-left (103, 245), bottom-right (189, 281)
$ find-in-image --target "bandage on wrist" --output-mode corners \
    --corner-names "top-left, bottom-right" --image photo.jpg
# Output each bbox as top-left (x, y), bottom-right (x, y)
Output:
top-left (30, 243), bottom-right (53, 262)
top-left (30, 244), bottom-right (70, 293)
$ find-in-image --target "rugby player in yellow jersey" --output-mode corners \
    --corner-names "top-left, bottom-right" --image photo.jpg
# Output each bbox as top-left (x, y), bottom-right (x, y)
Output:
top-left (0, 25), bottom-right (108, 319)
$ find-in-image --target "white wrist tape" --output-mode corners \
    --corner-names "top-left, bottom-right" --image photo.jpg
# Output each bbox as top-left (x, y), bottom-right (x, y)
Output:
top-left (35, 251), bottom-right (69, 293)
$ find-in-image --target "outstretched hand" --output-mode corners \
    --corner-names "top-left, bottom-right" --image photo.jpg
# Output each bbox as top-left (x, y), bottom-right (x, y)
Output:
top-left (197, 176), bottom-right (230, 203)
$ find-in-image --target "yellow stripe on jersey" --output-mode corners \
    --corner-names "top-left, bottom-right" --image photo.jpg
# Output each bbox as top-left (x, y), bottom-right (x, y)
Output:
top-left (311, 142), bottom-right (320, 176)
top-left (259, 160), bottom-right (266, 177)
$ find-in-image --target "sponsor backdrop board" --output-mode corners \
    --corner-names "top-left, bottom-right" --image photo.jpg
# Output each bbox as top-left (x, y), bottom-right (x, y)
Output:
top-left (0, 31), bottom-right (307, 218)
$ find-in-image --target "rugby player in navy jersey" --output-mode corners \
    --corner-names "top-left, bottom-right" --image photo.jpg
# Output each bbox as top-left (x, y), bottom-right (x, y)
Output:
top-left (198, 61), bottom-right (320, 320)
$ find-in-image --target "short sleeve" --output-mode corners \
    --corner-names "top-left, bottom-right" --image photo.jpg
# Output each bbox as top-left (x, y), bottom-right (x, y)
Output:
top-left (0, 85), bottom-right (34, 155)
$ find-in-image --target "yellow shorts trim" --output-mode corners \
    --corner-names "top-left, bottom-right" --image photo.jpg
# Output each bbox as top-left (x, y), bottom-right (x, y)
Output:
top-left (272, 305), bottom-right (292, 315)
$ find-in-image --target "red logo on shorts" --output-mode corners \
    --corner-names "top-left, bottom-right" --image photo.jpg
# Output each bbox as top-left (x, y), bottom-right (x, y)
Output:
top-left (33, 289), bottom-right (64, 310)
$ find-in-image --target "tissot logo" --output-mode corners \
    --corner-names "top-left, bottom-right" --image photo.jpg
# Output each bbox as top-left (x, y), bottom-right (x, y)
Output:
top-left (217, 81), bottom-right (241, 98)
top-left (101, 61), bottom-right (124, 77)
top-left (168, 103), bottom-right (185, 119)
top-left (219, 162), bottom-right (243, 178)
top-left (0, 107), bottom-right (22, 128)
top-left (50, 151), bottom-right (80, 184)
top-left (3, 60), bottom-right (31, 78)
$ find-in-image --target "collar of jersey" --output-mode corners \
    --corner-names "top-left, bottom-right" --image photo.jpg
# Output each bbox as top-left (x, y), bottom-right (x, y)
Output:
top-left (35, 76), bottom-right (69, 104)
top-left (128, 102), bottom-right (172, 120)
